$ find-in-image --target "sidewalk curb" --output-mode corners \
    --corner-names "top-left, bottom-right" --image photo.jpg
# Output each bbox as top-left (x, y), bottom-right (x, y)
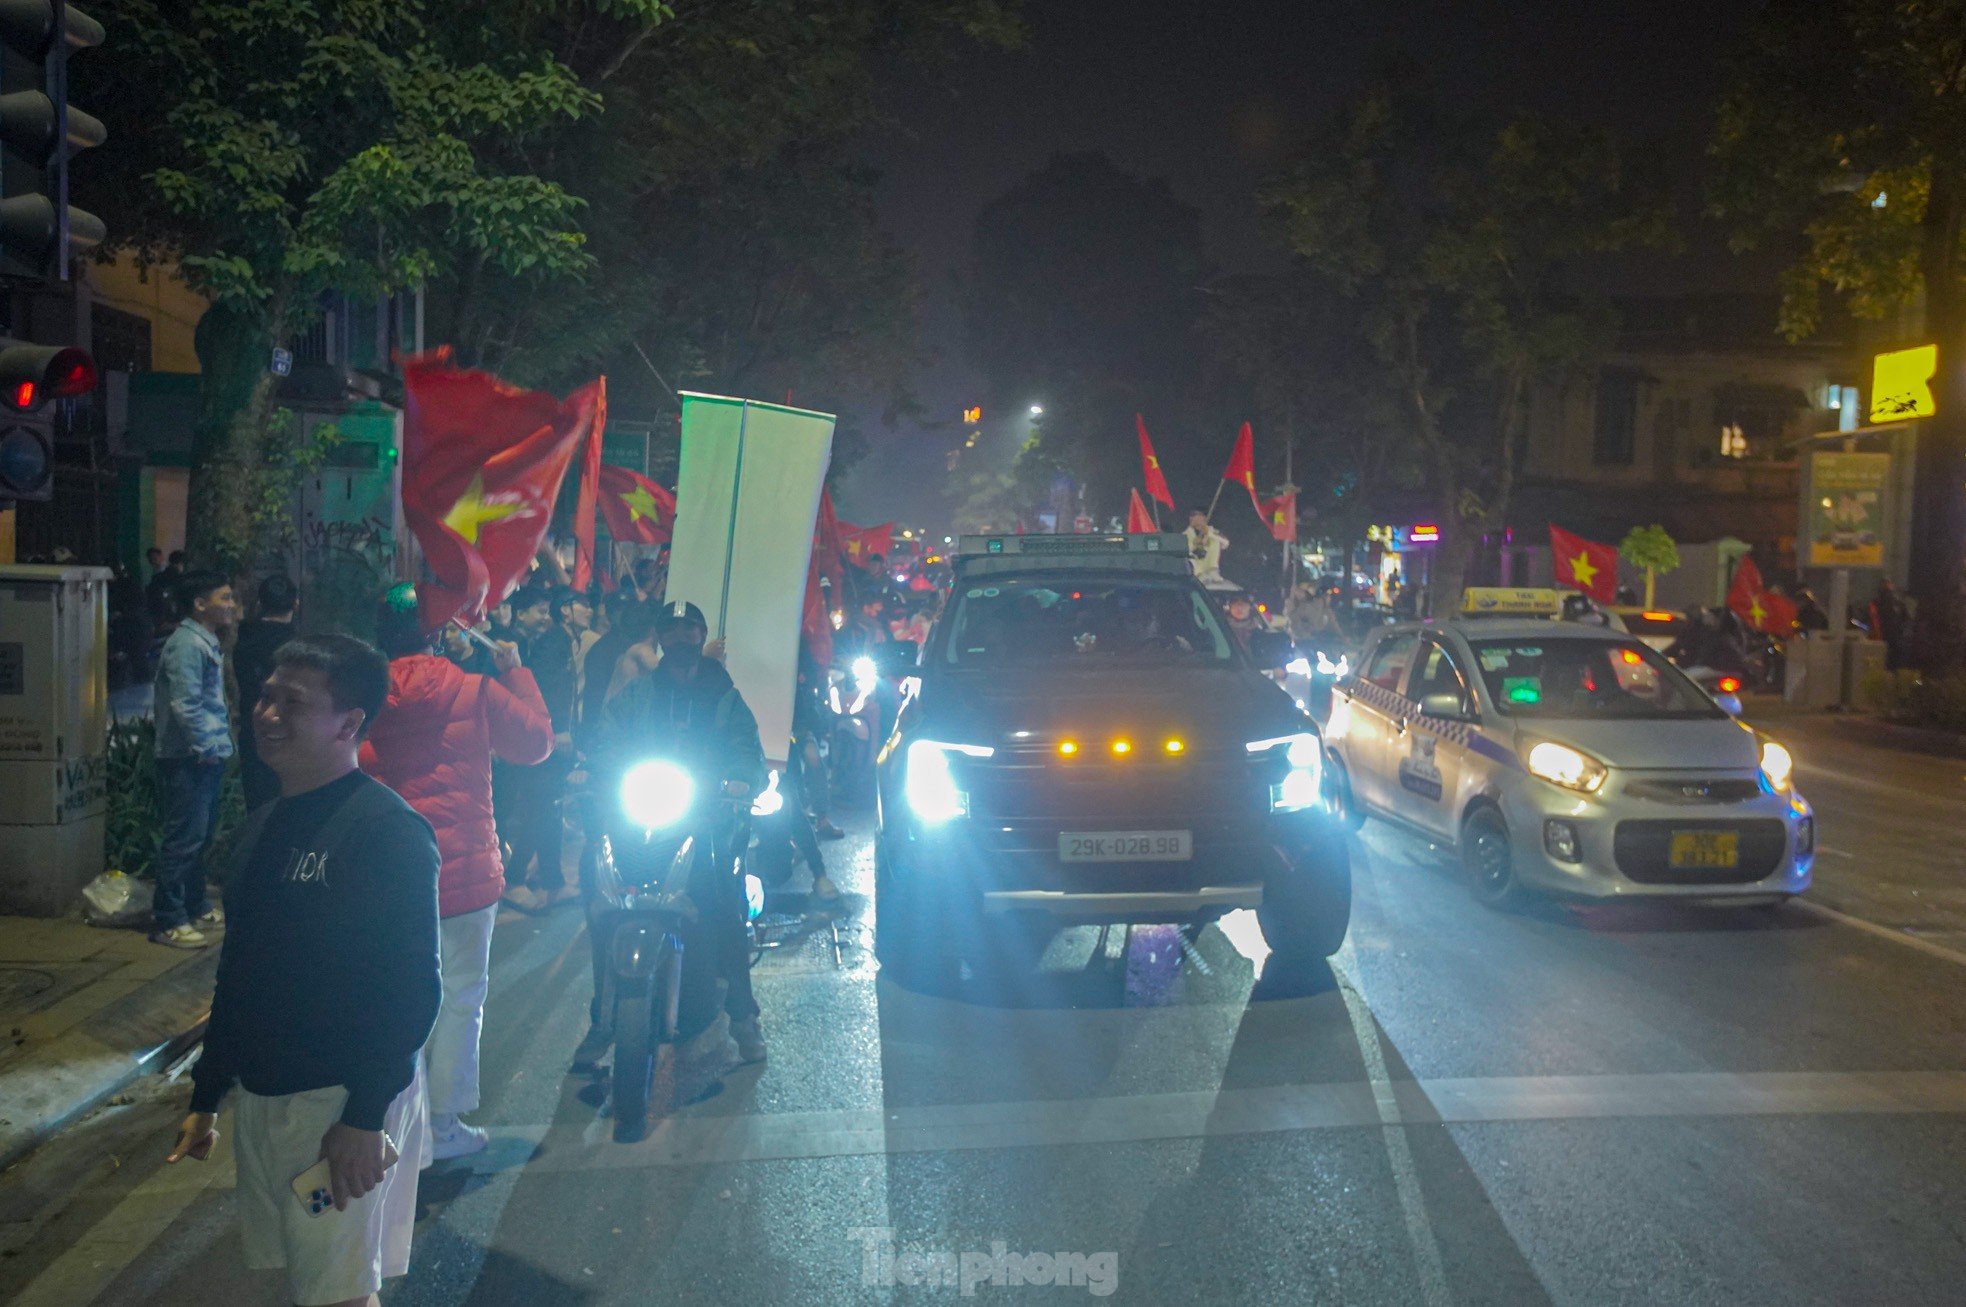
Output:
top-left (0, 949), bottom-right (218, 1175)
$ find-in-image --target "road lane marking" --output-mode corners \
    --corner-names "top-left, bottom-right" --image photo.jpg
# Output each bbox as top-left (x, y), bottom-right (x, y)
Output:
top-left (1337, 976), bottom-right (1453, 1307)
top-left (9, 1123), bottom-right (234, 1307)
top-left (421, 1068), bottom-right (1966, 1174)
top-left (1794, 898), bottom-right (1966, 969)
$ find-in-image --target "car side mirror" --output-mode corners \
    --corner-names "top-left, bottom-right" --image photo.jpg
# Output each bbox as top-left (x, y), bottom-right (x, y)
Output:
top-left (1248, 629), bottom-right (1292, 670)
top-left (1418, 692), bottom-right (1471, 721)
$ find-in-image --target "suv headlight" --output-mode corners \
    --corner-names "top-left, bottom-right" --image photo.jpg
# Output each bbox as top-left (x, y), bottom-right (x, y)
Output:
top-left (1247, 731), bottom-right (1323, 812)
top-left (904, 740), bottom-right (993, 824)
top-left (1759, 739), bottom-right (1794, 794)
top-left (1524, 741), bottom-right (1607, 794)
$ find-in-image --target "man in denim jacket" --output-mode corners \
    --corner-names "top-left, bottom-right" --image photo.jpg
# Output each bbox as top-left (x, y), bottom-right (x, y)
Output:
top-left (151, 569), bottom-right (240, 948)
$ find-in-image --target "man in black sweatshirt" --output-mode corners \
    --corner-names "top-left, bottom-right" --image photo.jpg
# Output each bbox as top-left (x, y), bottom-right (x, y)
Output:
top-left (166, 634), bottom-right (441, 1307)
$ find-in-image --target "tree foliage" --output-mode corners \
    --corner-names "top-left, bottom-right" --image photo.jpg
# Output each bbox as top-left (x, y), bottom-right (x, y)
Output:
top-left (1707, 0), bottom-right (1966, 667)
top-left (1261, 87), bottom-right (1669, 611)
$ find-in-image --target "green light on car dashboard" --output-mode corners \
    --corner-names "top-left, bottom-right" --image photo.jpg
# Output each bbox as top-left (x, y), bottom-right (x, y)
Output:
top-left (1506, 682), bottom-right (1542, 704)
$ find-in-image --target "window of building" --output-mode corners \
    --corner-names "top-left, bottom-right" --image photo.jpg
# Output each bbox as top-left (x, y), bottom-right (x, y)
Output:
top-left (90, 304), bottom-right (152, 374)
top-left (1710, 382), bottom-right (1805, 462)
top-left (1592, 370), bottom-right (1641, 466)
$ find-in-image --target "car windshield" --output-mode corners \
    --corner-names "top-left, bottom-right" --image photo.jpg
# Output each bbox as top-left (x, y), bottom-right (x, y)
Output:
top-left (1467, 637), bottom-right (1723, 719)
top-left (940, 575), bottom-right (1235, 667)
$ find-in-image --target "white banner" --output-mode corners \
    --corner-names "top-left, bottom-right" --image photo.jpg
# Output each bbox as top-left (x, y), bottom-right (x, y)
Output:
top-left (667, 393), bottom-right (835, 764)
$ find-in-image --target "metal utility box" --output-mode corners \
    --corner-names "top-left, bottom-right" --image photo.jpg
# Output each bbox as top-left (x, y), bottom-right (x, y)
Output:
top-left (0, 565), bottom-right (111, 915)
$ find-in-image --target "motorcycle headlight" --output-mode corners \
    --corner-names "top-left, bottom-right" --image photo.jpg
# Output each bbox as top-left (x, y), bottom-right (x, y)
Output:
top-left (1246, 731), bottom-right (1323, 812)
top-left (1524, 741), bottom-right (1608, 794)
top-left (1759, 739), bottom-right (1794, 794)
top-left (620, 759), bottom-right (695, 830)
top-left (904, 739), bottom-right (992, 824)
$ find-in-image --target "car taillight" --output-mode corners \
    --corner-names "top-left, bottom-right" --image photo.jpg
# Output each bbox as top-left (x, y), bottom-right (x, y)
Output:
top-left (1716, 676), bottom-right (1742, 694)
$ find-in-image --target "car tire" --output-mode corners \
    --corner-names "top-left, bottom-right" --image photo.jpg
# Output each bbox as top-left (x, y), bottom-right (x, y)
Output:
top-left (1258, 814), bottom-right (1353, 958)
top-left (873, 840), bottom-right (957, 991)
top-left (1324, 753), bottom-right (1366, 831)
top-left (1461, 806), bottom-right (1522, 910)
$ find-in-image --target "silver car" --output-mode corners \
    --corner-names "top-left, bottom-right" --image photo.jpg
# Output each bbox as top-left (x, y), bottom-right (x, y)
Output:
top-left (1323, 619), bottom-right (1814, 907)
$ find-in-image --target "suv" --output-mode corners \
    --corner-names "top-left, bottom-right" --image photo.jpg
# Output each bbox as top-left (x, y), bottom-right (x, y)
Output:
top-left (873, 533), bottom-right (1351, 985)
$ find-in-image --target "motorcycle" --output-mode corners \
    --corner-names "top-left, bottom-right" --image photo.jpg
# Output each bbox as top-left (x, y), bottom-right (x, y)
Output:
top-left (590, 759), bottom-right (779, 1141)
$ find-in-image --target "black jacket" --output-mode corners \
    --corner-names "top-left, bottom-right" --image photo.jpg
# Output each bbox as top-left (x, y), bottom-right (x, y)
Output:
top-left (598, 657), bottom-right (766, 799)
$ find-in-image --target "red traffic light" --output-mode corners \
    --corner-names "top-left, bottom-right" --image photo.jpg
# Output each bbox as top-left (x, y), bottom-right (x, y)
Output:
top-left (0, 343), bottom-right (95, 410)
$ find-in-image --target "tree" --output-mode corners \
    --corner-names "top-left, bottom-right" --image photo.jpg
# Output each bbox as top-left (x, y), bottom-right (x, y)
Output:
top-left (1708, 0), bottom-right (1966, 669)
top-left (83, 0), bottom-right (604, 570)
top-left (1620, 524), bottom-right (1681, 609)
top-left (1262, 88), bottom-right (1669, 613)
top-left (966, 153), bottom-right (1209, 515)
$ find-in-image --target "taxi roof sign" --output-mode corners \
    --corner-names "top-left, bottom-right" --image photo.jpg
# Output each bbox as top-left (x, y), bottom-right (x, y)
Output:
top-left (1461, 586), bottom-right (1563, 617)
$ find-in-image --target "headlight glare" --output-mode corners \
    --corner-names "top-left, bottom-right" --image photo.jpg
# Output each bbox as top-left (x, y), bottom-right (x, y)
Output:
top-left (1249, 731), bottom-right (1324, 812)
top-left (621, 759), bottom-right (695, 830)
top-left (1759, 740), bottom-right (1794, 793)
top-left (904, 739), bottom-right (993, 824)
top-left (1524, 741), bottom-right (1607, 793)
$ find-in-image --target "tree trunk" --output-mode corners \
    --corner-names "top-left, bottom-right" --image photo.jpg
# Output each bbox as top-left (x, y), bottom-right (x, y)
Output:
top-left (1911, 167), bottom-right (1966, 673)
top-left (186, 302), bottom-right (278, 573)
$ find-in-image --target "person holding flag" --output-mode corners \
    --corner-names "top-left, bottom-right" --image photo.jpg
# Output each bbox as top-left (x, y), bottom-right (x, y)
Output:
top-left (1186, 507), bottom-right (1229, 586)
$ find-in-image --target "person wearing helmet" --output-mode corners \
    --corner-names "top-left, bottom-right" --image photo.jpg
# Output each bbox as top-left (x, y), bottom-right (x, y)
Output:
top-left (580, 601), bottom-right (769, 1071)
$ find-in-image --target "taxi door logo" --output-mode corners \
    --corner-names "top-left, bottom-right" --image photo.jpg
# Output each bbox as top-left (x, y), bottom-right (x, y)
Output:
top-left (1398, 730), bottom-right (1443, 802)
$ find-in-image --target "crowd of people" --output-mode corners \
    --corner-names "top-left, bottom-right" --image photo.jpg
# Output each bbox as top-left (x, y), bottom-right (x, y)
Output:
top-left (145, 542), bottom-right (907, 1306)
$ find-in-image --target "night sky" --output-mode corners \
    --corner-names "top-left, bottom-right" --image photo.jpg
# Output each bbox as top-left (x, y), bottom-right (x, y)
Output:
top-left (839, 0), bottom-right (1768, 524)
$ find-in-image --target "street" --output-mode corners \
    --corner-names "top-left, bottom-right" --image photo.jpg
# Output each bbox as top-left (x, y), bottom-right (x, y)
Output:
top-left (2, 725), bottom-right (1963, 1307)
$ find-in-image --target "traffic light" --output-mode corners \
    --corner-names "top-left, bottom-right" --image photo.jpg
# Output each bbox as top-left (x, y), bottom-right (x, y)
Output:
top-left (0, 0), bottom-right (104, 281)
top-left (0, 342), bottom-right (93, 503)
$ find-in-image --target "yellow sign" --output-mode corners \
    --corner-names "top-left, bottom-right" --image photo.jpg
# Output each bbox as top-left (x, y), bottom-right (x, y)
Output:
top-left (1869, 344), bottom-right (1937, 423)
top-left (1804, 451), bottom-right (1892, 568)
top-left (962, 406), bottom-right (982, 425)
top-left (1461, 587), bottom-right (1562, 616)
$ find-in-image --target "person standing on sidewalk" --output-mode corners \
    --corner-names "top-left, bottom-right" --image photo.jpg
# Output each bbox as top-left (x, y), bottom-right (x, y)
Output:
top-left (166, 635), bottom-right (441, 1307)
top-left (234, 574), bottom-right (300, 810)
top-left (150, 569), bottom-right (239, 949)
top-left (362, 589), bottom-right (552, 1160)
top-left (503, 587), bottom-right (579, 910)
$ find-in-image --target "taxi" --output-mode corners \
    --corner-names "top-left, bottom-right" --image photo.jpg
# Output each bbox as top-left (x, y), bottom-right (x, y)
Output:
top-left (1323, 588), bottom-right (1813, 908)
top-left (873, 533), bottom-right (1353, 985)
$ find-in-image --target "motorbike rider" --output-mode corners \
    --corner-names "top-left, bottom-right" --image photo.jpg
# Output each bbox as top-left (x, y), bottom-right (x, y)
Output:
top-left (576, 601), bottom-right (769, 1073)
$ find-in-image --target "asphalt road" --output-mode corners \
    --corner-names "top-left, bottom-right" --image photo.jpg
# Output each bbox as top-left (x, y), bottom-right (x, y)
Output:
top-left (4, 757), bottom-right (1965, 1306)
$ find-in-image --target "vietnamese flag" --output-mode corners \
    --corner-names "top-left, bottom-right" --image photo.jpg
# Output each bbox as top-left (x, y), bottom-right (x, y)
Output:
top-left (1136, 414), bottom-right (1175, 511)
top-left (1549, 524), bottom-right (1618, 604)
top-left (812, 486), bottom-right (845, 589)
top-left (1126, 487), bottom-right (1155, 533)
top-left (1222, 421), bottom-right (1258, 510)
top-left (1258, 490), bottom-right (1297, 543)
top-left (840, 522), bottom-right (894, 570)
top-left (597, 464), bottom-right (675, 546)
top-left (402, 350), bottom-right (605, 631)
top-left (1726, 555), bottom-right (1797, 634)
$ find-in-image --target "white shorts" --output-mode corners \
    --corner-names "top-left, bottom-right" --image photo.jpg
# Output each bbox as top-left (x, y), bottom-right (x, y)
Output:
top-left (232, 1059), bottom-right (430, 1306)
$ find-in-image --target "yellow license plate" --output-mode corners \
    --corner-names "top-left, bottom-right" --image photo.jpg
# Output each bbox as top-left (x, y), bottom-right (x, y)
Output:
top-left (1670, 831), bottom-right (1739, 869)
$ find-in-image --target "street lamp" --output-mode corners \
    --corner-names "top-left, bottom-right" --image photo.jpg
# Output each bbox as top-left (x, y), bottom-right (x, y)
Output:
top-left (1028, 404), bottom-right (1044, 417)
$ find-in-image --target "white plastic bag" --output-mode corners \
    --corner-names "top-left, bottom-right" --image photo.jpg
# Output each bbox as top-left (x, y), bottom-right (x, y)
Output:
top-left (82, 870), bottom-right (154, 929)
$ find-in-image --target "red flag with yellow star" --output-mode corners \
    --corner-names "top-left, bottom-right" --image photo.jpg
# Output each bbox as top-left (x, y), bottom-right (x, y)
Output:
top-left (596, 464), bottom-right (675, 546)
top-left (402, 350), bottom-right (605, 630)
top-left (1136, 414), bottom-right (1175, 511)
top-left (1726, 555), bottom-right (1798, 635)
top-left (839, 521), bottom-right (894, 570)
top-left (1126, 487), bottom-right (1155, 533)
top-left (1258, 490), bottom-right (1297, 542)
top-left (1222, 421), bottom-right (1258, 509)
top-left (1549, 524), bottom-right (1618, 604)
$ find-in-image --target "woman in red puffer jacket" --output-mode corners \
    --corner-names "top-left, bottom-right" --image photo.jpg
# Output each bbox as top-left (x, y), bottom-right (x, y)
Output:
top-left (361, 591), bottom-right (551, 1159)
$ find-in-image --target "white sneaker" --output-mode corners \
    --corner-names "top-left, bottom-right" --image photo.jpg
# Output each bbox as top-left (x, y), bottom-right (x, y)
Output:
top-left (194, 907), bottom-right (225, 930)
top-left (150, 924), bottom-right (210, 949)
top-left (429, 1114), bottom-right (490, 1161)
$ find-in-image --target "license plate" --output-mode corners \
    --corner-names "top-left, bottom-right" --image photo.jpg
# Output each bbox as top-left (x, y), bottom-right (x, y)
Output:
top-left (1670, 831), bottom-right (1739, 869)
top-left (1058, 831), bottom-right (1192, 862)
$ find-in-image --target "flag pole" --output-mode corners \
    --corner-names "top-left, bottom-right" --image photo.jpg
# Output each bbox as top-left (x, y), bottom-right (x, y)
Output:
top-left (716, 400), bottom-right (749, 641)
top-left (1205, 478), bottom-right (1225, 523)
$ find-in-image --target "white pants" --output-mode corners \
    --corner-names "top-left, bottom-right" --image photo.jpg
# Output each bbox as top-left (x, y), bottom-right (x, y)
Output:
top-left (234, 1058), bottom-right (429, 1306)
top-left (425, 904), bottom-right (497, 1117)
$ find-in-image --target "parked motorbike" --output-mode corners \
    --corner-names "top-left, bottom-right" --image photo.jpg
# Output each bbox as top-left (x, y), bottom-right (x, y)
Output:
top-left (590, 758), bottom-right (776, 1141)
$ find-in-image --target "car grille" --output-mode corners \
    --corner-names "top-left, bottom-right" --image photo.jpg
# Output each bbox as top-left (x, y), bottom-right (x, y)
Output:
top-left (1624, 777), bottom-right (1763, 805)
top-left (1612, 818), bottom-right (1788, 885)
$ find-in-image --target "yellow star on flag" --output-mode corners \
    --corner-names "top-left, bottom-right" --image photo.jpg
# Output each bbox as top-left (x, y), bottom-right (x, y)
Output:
top-left (1749, 595), bottom-right (1767, 628)
top-left (1147, 455), bottom-right (1161, 469)
top-left (1567, 550), bottom-right (1598, 590)
top-left (620, 483), bottom-right (664, 525)
top-left (442, 473), bottom-right (524, 545)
